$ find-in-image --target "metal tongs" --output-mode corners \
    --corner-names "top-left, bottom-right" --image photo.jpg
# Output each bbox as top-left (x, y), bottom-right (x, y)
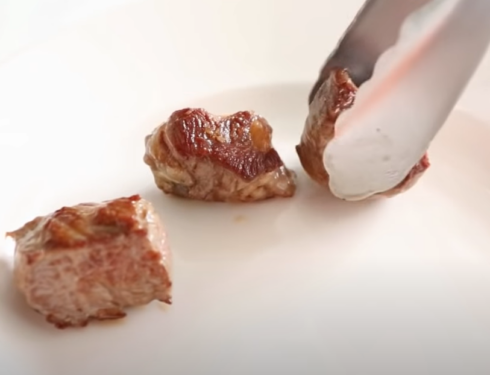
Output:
top-left (311, 0), bottom-right (490, 200)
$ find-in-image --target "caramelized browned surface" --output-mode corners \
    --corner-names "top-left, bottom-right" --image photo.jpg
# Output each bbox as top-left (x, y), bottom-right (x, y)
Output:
top-left (297, 68), bottom-right (430, 197)
top-left (144, 108), bottom-right (296, 202)
top-left (296, 69), bottom-right (357, 186)
top-left (166, 108), bottom-right (284, 181)
top-left (9, 195), bottom-right (145, 251)
top-left (7, 195), bottom-right (172, 329)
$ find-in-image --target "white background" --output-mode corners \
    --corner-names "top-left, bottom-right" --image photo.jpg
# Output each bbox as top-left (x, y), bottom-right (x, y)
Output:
top-left (0, 0), bottom-right (135, 62)
top-left (2, 0), bottom-right (490, 119)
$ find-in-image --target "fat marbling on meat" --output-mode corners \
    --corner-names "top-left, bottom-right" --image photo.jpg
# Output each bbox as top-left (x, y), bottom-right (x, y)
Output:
top-left (144, 108), bottom-right (296, 202)
top-left (296, 68), bottom-right (430, 198)
top-left (6, 195), bottom-right (172, 329)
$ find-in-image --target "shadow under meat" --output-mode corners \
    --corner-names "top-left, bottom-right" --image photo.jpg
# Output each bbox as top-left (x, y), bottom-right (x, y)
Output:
top-left (140, 187), bottom-right (291, 263)
top-left (140, 170), bottom-right (383, 265)
top-left (270, 170), bottom-right (384, 249)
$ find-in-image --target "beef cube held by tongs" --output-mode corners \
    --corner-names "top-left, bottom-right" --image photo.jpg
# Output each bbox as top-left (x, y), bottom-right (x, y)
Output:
top-left (309, 0), bottom-right (490, 201)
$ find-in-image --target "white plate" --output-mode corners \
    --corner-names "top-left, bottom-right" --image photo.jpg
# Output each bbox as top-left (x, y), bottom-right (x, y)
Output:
top-left (2, 1), bottom-right (490, 374)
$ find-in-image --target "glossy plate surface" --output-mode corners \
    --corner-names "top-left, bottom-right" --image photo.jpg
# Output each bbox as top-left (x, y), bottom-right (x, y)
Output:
top-left (2, 1), bottom-right (490, 374)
